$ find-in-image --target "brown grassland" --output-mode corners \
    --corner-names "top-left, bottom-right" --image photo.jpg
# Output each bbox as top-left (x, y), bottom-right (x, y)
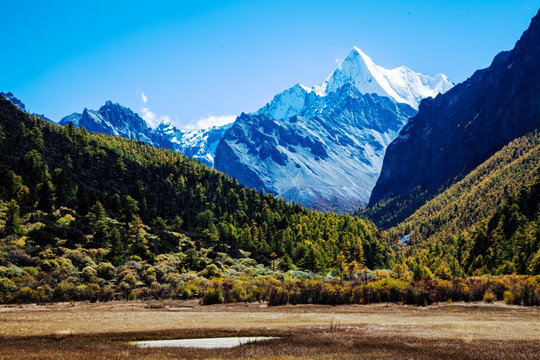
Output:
top-left (0, 300), bottom-right (539, 359)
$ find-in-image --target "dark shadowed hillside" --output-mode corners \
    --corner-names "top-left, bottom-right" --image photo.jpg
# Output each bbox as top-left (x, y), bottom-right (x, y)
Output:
top-left (370, 9), bottom-right (540, 224)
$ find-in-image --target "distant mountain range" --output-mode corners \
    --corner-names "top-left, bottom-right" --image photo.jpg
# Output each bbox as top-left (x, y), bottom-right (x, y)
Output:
top-left (214, 47), bottom-right (451, 211)
top-left (54, 47), bottom-right (451, 211)
top-left (215, 85), bottom-right (416, 212)
top-left (0, 92), bottom-right (26, 112)
top-left (59, 102), bottom-right (227, 167)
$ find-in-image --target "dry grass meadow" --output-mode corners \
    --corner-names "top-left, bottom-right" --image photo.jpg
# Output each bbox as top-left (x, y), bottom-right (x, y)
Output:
top-left (0, 300), bottom-right (539, 359)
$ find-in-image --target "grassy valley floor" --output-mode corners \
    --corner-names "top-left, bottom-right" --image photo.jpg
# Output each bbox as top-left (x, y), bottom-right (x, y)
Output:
top-left (0, 301), bottom-right (538, 359)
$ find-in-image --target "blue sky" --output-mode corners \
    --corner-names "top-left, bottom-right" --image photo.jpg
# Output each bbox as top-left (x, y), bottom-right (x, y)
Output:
top-left (1, 0), bottom-right (539, 129)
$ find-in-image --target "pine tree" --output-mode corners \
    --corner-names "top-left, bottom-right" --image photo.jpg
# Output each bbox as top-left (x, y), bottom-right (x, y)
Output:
top-left (122, 195), bottom-right (139, 223)
top-left (127, 216), bottom-right (150, 259)
top-left (106, 227), bottom-right (125, 266)
top-left (37, 165), bottom-right (55, 213)
top-left (89, 201), bottom-right (106, 222)
top-left (5, 199), bottom-right (22, 235)
top-left (196, 210), bottom-right (219, 243)
top-left (278, 254), bottom-right (294, 272)
top-left (5, 171), bottom-right (22, 200)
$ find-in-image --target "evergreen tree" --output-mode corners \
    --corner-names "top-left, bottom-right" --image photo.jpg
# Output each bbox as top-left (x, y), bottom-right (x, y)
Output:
top-left (5, 171), bottom-right (22, 200)
top-left (196, 209), bottom-right (219, 243)
top-left (106, 227), bottom-right (125, 266)
top-left (122, 195), bottom-right (139, 223)
top-left (36, 165), bottom-right (55, 213)
top-left (4, 199), bottom-right (22, 235)
top-left (278, 254), bottom-right (294, 272)
top-left (89, 201), bottom-right (107, 222)
top-left (127, 216), bottom-right (150, 259)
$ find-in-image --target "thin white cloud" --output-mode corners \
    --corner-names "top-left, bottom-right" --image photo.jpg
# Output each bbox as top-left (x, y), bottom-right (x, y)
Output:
top-left (140, 107), bottom-right (170, 128)
top-left (182, 115), bottom-right (236, 131)
top-left (137, 90), bottom-right (148, 103)
top-left (335, 58), bottom-right (341, 64)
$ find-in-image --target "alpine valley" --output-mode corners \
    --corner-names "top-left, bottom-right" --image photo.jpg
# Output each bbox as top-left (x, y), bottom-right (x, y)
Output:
top-left (3, 5), bottom-right (540, 360)
top-left (59, 47), bottom-right (452, 212)
top-left (1, 7), bottom-right (540, 313)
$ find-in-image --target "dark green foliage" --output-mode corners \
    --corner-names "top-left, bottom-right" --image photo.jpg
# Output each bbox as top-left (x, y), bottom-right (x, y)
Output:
top-left (278, 254), bottom-right (294, 272)
top-left (4, 200), bottom-right (22, 235)
top-left (4, 171), bottom-right (23, 201)
top-left (467, 174), bottom-right (540, 274)
top-left (384, 131), bottom-right (540, 277)
top-left (36, 165), bottom-right (55, 212)
top-left (358, 187), bottom-right (433, 229)
top-left (201, 287), bottom-right (224, 305)
top-left (0, 96), bottom-right (385, 278)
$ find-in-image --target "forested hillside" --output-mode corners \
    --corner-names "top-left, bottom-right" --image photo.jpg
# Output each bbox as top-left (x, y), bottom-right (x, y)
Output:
top-left (1, 95), bottom-right (539, 305)
top-left (369, 9), bottom-right (540, 226)
top-left (0, 95), bottom-right (393, 302)
top-left (386, 131), bottom-right (540, 276)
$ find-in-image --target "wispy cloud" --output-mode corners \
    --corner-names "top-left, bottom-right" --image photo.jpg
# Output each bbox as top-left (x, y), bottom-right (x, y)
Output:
top-left (335, 58), bottom-right (340, 64)
top-left (182, 115), bottom-right (236, 131)
top-left (137, 90), bottom-right (148, 103)
top-left (140, 107), bottom-right (170, 128)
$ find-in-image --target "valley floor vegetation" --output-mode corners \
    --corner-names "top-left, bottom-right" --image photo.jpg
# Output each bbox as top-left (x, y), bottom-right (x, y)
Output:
top-left (1, 95), bottom-right (540, 308)
top-left (1, 300), bottom-right (539, 359)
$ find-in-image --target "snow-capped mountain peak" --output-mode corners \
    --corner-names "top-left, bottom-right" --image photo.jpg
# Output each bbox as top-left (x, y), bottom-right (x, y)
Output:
top-left (154, 119), bottom-right (233, 167)
top-left (326, 47), bottom-right (407, 104)
top-left (258, 47), bottom-right (453, 121)
top-left (325, 47), bottom-right (453, 109)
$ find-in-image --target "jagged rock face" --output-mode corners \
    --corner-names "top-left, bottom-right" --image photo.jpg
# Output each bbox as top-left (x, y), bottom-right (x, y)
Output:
top-left (60, 102), bottom-right (230, 167)
top-left (55, 47), bottom-right (452, 212)
top-left (370, 9), bottom-right (540, 205)
top-left (154, 121), bottom-right (232, 167)
top-left (215, 85), bottom-right (416, 212)
top-left (0, 92), bottom-right (26, 112)
top-left (60, 101), bottom-right (154, 143)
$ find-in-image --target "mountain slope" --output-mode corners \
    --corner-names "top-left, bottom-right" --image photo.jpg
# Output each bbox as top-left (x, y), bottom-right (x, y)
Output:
top-left (59, 101), bottom-right (155, 144)
top-left (154, 120), bottom-right (232, 167)
top-left (55, 47), bottom-right (452, 211)
top-left (324, 47), bottom-right (452, 109)
top-left (0, 94), bottom-right (388, 272)
top-left (370, 9), bottom-right (540, 213)
top-left (60, 103), bottom-right (231, 167)
top-left (214, 48), bottom-right (450, 212)
top-left (385, 130), bottom-right (540, 275)
top-left (215, 85), bottom-right (416, 212)
top-left (0, 92), bottom-right (26, 112)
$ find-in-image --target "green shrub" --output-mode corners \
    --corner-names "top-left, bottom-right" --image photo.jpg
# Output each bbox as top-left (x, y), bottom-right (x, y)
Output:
top-left (201, 287), bottom-right (224, 305)
top-left (229, 285), bottom-right (247, 302)
top-left (96, 262), bottom-right (116, 280)
top-left (199, 264), bottom-right (222, 279)
top-left (16, 287), bottom-right (43, 303)
top-left (53, 281), bottom-right (77, 301)
top-left (0, 278), bottom-right (16, 301)
top-left (39, 259), bottom-right (59, 272)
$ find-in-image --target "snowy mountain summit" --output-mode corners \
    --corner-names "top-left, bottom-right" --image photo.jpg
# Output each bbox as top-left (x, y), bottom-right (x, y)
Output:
top-left (217, 47), bottom-right (453, 212)
top-left (325, 47), bottom-right (453, 109)
top-left (60, 103), bottom-right (228, 167)
top-left (57, 47), bottom-right (452, 212)
top-left (259, 47), bottom-right (453, 121)
top-left (154, 120), bottom-right (232, 167)
top-left (60, 101), bottom-right (154, 144)
top-left (0, 92), bottom-right (27, 112)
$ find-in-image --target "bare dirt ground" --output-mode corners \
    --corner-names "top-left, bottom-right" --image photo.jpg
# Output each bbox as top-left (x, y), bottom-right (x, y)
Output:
top-left (0, 300), bottom-right (539, 359)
